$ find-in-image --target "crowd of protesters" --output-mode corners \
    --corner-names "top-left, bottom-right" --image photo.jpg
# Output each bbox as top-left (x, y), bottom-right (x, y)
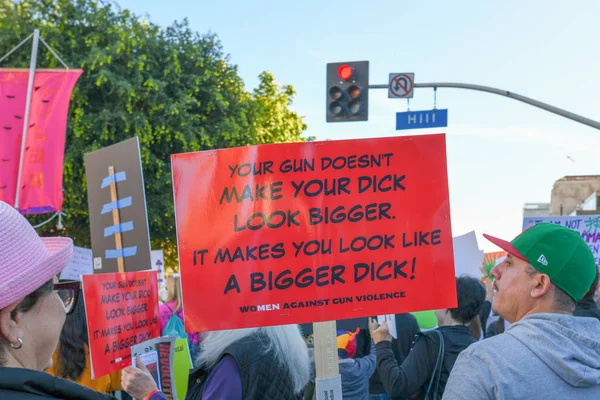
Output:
top-left (0, 200), bottom-right (599, 400)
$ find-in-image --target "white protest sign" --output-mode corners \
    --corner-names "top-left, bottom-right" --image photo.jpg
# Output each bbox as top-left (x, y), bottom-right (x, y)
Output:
top-left (523, 215), bottom-right (600, 265)
top-left (60, 246), bottom-right (93, 281)
top-left (377, 314), bottom-right (398, 339)
top-left (452, 231), bottom-right (484, 278)
top-left (151, 250), bottom-right (166, 287)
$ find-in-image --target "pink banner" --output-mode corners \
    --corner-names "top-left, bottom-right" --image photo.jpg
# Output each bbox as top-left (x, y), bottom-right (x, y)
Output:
top-left (0, 69), bottom-right (82, 214)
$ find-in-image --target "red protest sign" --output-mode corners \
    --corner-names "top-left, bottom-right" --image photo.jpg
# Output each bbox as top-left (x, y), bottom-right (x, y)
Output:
top-left (83, 270), bottom-right (160, 379)
top-left (172, 134), bottom-right (457, 332)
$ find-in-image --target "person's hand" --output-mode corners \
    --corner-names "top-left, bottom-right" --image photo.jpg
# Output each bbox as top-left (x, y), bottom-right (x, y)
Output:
top-left (370, 318), bottom-right (392, 344)
top-left (368, 317), bottom-right (379, 334)
top-left (122, 356), bottom-right (159, 399)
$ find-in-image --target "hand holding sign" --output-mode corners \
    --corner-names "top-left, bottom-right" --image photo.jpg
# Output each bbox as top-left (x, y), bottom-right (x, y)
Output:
top-left (122, 356), bottom-right (158, 400)
top-left (368, 318), bottom-right (379, 335)
top-left (371, 319), bottom-right (393, 344)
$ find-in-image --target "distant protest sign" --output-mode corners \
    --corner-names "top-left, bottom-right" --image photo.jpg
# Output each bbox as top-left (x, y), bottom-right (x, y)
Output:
top-left (523, 215), bottom-right (600, 265)
top-left (83, 270), bottom-right (160, 379)
top-left (172, 134), bottom-right (457, 332)
top-left (84, 137), bottom-right (151, 274)
top-left (173, 339), bottom-right (193, 400)
top-left (60, 246), bottom-right (93, 281)
top-left (452, 231), bottom-right (484, 278)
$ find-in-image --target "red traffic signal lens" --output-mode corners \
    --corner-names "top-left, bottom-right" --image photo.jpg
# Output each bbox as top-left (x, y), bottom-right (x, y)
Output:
top-left (338, 64), bottom-right (353, 81)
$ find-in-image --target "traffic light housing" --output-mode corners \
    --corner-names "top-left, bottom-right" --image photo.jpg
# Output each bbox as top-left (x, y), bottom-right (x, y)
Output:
top-left (326, 61), bottom-right (369, 122)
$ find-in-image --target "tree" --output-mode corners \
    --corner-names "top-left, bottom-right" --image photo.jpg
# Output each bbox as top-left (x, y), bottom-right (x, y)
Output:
top-left (0, 0), bottom-right (310, 267)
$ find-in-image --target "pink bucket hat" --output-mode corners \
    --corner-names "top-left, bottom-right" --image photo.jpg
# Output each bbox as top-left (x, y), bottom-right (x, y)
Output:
top-left (0, 201), bottom-right (73, 309)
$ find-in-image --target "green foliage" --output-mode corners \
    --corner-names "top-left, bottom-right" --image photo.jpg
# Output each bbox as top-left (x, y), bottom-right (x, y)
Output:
top-left (0, 0), bottom-right (310, 267)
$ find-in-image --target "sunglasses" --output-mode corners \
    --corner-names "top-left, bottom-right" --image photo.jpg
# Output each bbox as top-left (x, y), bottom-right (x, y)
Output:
top-left (54, 281), bottom-right (81, 315)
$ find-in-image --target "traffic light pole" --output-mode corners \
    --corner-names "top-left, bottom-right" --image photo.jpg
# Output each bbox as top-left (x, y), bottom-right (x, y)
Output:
top-left (368, 82), bottom-right (600, 131)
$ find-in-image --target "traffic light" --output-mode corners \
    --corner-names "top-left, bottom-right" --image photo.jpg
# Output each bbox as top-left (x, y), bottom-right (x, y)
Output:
top-left (326, 61), bottom-right (369, 122)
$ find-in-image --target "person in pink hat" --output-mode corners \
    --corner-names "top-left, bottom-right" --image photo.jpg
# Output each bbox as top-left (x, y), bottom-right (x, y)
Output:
top-left (0, 201), bottom-right (115, 399)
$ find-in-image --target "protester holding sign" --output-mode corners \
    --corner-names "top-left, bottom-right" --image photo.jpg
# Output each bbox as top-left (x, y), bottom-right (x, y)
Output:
top-left (444, 223), bottom-right (600, 399)
top-left (368, 313), bottom-right (421, 400)
top-left (122, 324), bottom-right (311, 400)
top-left (0, 201), bottom-right (112, 399)
top-left (370, 276), bottom-right (485, 399)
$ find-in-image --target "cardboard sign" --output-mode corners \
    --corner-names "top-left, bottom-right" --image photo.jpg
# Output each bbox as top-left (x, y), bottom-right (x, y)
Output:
top-left (132, 337), bottom-right (177, 400)
top-left (173, 339), bottom-right (193, 400)
top-left (452, 231), bottom-right (484, 278)
top-left (523, 215), bottom-right (600, 265)
top-left (60, 246), bottom-right (93, 281)
top-left (378, 314), bottom-right (398, 339)
top-left (172, 134), bottom-right (457, 331)
top-left (483, 251), bottom-right (507, 278)
top-left (83, 270), bottom-right (160, 379)
top-left (84, 137), bottom-right (151, 273)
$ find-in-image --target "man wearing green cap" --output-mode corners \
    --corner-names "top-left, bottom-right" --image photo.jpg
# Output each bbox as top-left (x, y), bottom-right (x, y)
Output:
top-left (443, 223), bottom-right (600, 399)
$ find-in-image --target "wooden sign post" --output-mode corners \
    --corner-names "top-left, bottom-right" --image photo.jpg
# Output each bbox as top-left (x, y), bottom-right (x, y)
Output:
top-left (108, 166), bottom-right (125, 273)
top-left (313, 321), bottom-right (343, 400)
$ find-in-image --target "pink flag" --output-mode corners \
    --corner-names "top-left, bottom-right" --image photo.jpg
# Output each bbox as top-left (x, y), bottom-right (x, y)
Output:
top-left (0, 69), bottom-right (82, 214)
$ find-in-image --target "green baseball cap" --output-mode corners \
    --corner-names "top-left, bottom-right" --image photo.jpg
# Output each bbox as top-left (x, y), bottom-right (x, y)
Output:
top-left (483, 223), bottom-right (596, 301)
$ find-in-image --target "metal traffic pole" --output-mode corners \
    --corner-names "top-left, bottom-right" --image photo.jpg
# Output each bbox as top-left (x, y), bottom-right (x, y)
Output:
top-left (369, 81), bottom-right (600, 131)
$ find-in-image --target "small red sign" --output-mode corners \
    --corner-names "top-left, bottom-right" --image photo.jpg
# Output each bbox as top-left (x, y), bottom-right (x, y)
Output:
top-left (83, 270), bottom-right (160, 379)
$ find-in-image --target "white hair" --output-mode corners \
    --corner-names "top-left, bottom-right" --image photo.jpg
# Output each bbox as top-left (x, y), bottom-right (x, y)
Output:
top-left (196, 324), bottom-right (310, 393)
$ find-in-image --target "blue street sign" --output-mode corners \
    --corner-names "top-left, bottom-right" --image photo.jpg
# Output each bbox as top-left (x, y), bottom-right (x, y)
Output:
top-left (396, 109), bottom-right (448, 130)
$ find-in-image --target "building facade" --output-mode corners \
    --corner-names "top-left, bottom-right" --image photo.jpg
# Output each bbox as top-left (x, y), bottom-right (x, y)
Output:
top-left (523, 175), bottom-right (600, 217)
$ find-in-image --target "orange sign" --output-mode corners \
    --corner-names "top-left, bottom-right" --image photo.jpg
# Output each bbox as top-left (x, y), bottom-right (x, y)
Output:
top-left (172, 134), bottom-right (457, 331)
top-left (83, 271), bottom-right (160, 379)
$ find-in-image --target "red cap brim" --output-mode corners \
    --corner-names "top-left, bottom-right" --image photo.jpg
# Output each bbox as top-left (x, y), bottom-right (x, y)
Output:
top-left (483, 234), bottom-right (528, 262)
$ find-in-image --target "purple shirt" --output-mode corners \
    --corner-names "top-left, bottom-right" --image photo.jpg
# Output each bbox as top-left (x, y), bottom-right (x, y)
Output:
top-left (202, 355), bottom-right (242, 399)
top-left (148, 355), bottom-right (242, 400)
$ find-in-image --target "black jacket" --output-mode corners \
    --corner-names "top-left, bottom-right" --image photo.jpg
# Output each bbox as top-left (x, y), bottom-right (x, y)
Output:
top-left (186, 333), bottom-right (300, 400)
top-left (0, 367), bottom-right (115, 400)
top-left (478, 300), bottom-right (492, 332)
top-left (375, 325), bottom-right (475, 399)
top-left (575, 298), bottom-right (600, 322)
top-left (368, 314), bottom-right (420, 398)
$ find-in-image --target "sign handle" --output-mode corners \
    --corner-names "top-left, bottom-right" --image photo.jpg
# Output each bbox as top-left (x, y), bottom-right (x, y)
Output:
top-left (313, 321), bottom-right (342, 400)
top-left (108, 165), bottom-right (125, 273)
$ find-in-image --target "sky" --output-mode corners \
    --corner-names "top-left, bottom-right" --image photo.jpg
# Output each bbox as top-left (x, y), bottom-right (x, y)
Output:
top-left (116, 0), bottom-right (600, 251)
